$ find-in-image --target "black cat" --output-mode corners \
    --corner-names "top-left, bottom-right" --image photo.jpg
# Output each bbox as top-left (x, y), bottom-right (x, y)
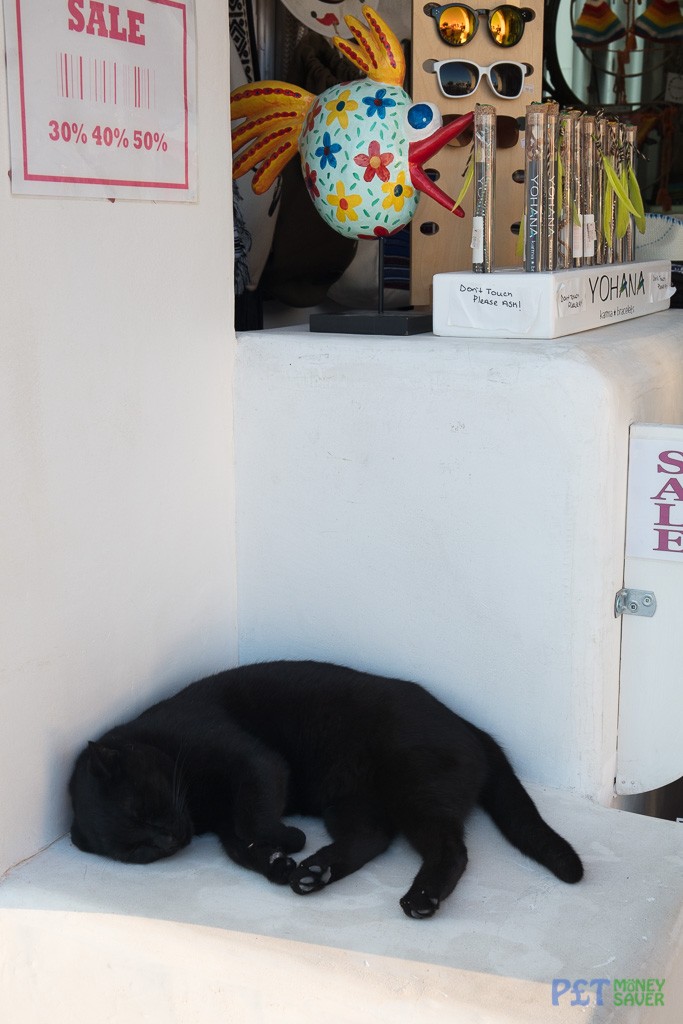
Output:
top-left (69, 660), bottom-right (583, 918)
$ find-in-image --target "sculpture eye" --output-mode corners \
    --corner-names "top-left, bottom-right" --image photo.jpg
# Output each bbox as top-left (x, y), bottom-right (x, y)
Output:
top-left (405, 102), bottom-right (443, 142)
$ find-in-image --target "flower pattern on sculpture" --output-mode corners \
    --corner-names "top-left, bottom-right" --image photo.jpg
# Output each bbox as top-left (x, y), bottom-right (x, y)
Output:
top-left (362, 88), bottom-right (396, 120)
top-left (325, 89), bottom-right (359, 130)
top-left (294, 79), bottom-right (420, 238)
top-left (303, 162), bottom-right (320, 199)
top-left (315, 132), bottom-right (342, 170)
top-left (327, 181), bottom-right (363, 223)
top-left (381, 171), bottom-right (414, 212)
top-left (353, 140), bottom-right (394, 183)
top-left (231, 6), bottom-right (476, 243)
top-left (357, 225), bottom-right (394, 239)
top-left (304, 100), bottom-right (322, 136)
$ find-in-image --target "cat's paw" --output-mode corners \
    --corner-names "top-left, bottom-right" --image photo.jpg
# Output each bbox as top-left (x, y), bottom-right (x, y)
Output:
top-left (399, 888), bottom-right (440, 919)
top-left (280, 825), bottom-right (306, 853)
top-left (290, 861), bottom-right (332, 895)
top-left (265, 850), bottom-right (296, 885)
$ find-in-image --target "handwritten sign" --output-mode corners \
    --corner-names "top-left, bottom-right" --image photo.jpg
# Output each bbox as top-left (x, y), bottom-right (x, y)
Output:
top-left (433, 260), bottom-right (673, 339)
top-left (3, 0), bottom-right (197, 200)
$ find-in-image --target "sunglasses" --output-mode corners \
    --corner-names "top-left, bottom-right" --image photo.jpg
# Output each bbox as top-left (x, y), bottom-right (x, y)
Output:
top-left (442, 112), bottom-right (521, 148)
top-left (429, 58), bottom-right (532, 99)
top-left (424, 4), bottom-right (535, 48)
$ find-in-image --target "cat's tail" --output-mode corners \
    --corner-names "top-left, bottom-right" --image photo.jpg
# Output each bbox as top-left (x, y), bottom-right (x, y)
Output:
top-left (476, 732), bottom-right (584, 884)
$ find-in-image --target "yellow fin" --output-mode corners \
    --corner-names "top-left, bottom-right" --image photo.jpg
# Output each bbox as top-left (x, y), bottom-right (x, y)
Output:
top-left (230, 81), bottom-right (315, 191)
top-left (333, 5), bottom-right (405, 87)
top-left (230, 81), bottom-right (314, 122)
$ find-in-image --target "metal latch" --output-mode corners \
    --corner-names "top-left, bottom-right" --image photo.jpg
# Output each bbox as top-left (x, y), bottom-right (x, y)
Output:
top-left (614, 588), bottom-right (657, 618)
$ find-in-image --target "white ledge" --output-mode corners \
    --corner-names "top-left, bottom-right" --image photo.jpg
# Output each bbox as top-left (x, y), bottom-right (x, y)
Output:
top-left (2, 787), bottom-right (682, 1022)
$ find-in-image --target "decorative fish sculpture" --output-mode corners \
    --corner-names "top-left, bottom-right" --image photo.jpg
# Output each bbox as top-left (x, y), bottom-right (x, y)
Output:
top-left (230, 5), bottom-right (474, 240)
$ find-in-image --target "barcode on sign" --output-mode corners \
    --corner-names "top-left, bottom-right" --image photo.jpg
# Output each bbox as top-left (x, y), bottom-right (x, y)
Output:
top-left (56, 52), bottom-right (155, 109)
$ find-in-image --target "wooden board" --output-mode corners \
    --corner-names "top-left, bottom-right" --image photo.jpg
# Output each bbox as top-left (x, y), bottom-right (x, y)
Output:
top-left (410, 0), bottom-right (545, 305)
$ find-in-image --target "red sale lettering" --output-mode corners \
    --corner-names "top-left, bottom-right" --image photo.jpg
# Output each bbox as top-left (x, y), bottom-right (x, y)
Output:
top-left (127, 8), bottom-right (145, 44)
top-left (67, 1), bottom-right (146, 45)
top-left (657, 450), bottom-right (683, 475)
top-left (649, 449), bottom-right (683, 555)
top-left (67, 0), bottom-right (84, 31)
top-left (655, 503), bottom-right (683, 528)
top-left (650, 478), bottom-right (683, 502)
top-left (654, 529), bottom-right (683, 552)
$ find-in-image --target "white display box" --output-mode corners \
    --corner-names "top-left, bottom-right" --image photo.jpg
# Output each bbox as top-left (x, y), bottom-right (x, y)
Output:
top-left (433, 260), bottom-right (674, 339)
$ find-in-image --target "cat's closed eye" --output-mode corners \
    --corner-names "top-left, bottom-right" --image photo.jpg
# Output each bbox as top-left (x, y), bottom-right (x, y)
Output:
top-left (121, 819), bottom-right (191, 863)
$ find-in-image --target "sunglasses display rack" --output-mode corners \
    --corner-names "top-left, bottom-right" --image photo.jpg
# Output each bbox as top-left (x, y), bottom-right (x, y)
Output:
top-left (410, 0), bottom-right (545, 306)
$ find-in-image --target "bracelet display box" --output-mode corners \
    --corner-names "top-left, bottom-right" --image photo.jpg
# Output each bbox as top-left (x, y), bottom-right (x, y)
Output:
top-left (432, 260), bottom-right (674, 339)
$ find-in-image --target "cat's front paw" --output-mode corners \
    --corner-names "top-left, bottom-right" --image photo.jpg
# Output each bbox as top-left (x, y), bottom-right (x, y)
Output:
top-left (265, 850), bottom-right (296, 885)
top-left (280, 825), bottom-right (306, 853)
top-left (399, 888), bottom-right (440, 919)
top-left (290, 861), bottom-right (332, 895)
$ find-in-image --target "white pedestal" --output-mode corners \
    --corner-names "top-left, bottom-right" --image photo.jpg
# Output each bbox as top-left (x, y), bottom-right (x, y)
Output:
top-left (234, 312), bottom-right (683, 802)
top-left (2, 313), bottom-right (683, 1024)
top-left (1, 788), bottom-right (681, 1023)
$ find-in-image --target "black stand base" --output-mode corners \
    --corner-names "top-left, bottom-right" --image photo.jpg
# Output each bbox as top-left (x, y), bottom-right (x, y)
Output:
top-left (309, 310), bottom-right (433, 336)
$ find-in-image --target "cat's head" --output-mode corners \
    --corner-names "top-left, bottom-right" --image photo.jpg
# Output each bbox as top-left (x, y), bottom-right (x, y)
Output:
top-left (69, 740), bottom-right (193, 864)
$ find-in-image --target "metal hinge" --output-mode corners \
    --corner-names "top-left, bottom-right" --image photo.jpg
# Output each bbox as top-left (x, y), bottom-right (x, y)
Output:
top-left (614, 588), bottom-right (657, 618)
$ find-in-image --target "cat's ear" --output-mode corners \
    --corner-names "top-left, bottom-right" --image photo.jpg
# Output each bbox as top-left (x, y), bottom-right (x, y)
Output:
top-left (87, 741), bottom-right (122, 780)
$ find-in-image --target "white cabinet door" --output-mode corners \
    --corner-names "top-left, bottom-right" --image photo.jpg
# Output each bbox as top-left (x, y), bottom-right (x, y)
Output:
top-left (616, 423), bottom-right (683, 795)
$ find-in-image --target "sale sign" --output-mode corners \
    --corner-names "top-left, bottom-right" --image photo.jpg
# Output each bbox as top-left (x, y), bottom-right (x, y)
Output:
top-left (3, 0), bottom-right (197, 200)
top-left (626, 436), bottom-right (683, 561)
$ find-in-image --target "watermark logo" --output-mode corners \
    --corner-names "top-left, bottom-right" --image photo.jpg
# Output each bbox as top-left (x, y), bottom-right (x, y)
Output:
top-left (552, 978), bottom-right (666, 1008)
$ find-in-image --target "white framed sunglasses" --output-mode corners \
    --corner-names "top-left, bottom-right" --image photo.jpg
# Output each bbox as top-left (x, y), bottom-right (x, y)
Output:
top-left (428, 58), bottom-right (532, 100)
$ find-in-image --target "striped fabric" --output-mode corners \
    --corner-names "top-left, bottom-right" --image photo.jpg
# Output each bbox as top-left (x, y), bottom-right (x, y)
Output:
top-left (572, 0), bottom-right (626, 47)
top-left (633, 0), bottom-right (683, 40)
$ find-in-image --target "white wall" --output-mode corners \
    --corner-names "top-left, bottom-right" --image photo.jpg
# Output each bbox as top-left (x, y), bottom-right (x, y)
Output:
top-left (235, 318), bottom-right (683, 803)
top-left (0, 0), bottom-right (236, 874)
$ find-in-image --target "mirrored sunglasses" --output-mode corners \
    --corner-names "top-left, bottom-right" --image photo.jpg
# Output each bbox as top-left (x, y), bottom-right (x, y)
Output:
top-left (424, 3), bottom-right (535, 47)
top-left (428, 58), bottom-right (531, 99)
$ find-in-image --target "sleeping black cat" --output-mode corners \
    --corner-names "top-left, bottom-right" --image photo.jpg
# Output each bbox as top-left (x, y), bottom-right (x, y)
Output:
top-left (69, 660), bottom-right (583, 918)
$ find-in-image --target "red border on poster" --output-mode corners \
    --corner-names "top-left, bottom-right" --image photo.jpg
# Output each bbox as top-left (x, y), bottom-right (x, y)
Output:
top-left (14, 0), bottom-right (190, 189)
